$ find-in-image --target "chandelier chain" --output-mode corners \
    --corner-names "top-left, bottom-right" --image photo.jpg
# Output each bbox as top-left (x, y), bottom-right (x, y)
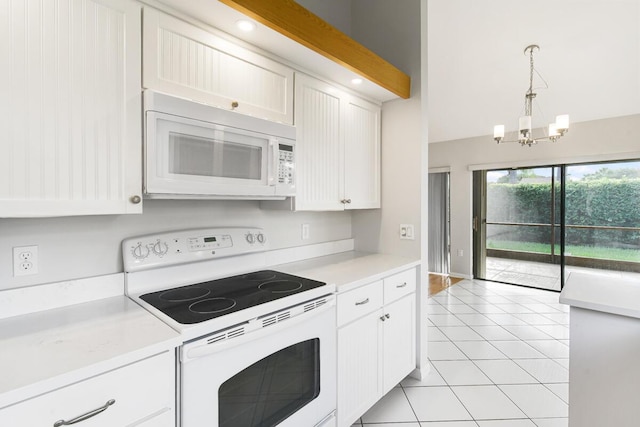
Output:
top-left (525, 46), bottom-right (536, 117)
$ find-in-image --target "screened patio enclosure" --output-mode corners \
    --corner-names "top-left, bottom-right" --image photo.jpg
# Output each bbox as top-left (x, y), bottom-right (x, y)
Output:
top-left (473, 160), bottom-right (640, 291)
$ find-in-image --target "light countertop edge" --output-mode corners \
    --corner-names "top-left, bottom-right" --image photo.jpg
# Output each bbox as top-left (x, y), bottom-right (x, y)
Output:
top-left (559, 271), bottom-right (640, 319)
top-left (273, 251), bottom-right (421, 293)
top-left (0, 296), bottom-right (180, 409)
top-left (0, 250), bottom-right (419, 409)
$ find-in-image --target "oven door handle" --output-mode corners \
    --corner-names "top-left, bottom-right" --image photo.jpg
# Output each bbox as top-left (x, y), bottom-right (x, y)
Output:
top-left (182, 299), bottom-right (335, 362)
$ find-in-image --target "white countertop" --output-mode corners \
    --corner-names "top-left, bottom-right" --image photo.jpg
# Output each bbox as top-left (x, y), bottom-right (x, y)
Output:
top-left (0, 249), bottom-right (419, 410)
top-left (560, 271), bottom-right (640, 319)
top-left (0, 295), bottom-right (180, 409)
top-left (274, 251), bottom-right (421, 293)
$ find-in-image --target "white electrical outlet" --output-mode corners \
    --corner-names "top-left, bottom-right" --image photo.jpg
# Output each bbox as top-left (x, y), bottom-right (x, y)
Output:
top-left (13, 246), bottom-right (39, 276)
top-left (301, 223), bottom-right (310, 240)
top-left (400, 224), bottom-right (415, 240)
top-left (457, 249), bottom-right (464, 257)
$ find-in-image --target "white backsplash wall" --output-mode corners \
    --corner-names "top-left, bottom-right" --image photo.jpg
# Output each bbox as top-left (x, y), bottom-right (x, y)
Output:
top-left (0, 200), bottom-right (352, 290)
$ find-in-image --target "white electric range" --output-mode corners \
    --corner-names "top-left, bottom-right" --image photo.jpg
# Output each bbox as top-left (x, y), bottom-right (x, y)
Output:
top-left (123, 227), bottom-right (337, 427)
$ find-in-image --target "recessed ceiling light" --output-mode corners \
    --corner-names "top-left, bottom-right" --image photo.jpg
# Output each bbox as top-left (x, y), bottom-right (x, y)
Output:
top-left (236, 20), bottom-right (256, 32)
top-left (351, 78), bottom-right (363, 85)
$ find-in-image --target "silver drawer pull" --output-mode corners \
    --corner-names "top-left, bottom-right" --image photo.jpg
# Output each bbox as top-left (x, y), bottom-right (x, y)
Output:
top-left (380, 315), bottom-right (386, 321)
top-left (355, 298), bottom-right (370, 306)
top-left (53, 399), bottom-right (115, 427)
top-left (396, 282), bottom-right (407, 288)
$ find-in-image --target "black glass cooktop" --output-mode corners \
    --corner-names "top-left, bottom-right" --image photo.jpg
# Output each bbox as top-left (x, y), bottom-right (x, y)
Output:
top-left (140, 270), bottom-right (326, 324)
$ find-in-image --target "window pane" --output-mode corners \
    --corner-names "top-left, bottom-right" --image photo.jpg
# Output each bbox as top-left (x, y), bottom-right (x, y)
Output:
top-left (565, 161), bottom-right (640, 272)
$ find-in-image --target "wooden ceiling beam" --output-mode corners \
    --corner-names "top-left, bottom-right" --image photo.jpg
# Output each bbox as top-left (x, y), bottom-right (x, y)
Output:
top-left (218, 0), bottom-right (411, 99)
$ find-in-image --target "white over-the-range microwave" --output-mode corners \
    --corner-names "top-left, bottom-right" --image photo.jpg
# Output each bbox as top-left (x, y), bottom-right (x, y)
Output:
top-left (144, 90), bottom-right (295, 199)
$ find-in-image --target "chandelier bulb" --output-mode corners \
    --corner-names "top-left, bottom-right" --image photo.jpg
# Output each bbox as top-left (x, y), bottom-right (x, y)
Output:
top-left (556, 115), bottom-right (570, 134)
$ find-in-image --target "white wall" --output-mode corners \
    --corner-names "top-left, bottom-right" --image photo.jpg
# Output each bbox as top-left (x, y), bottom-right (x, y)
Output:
top-left (0, 201), bottom-right (351, 289)
top-left (294, 0), bottom-right (352, 35)
top-left (429, 114), bottom-right (640, 278)
top-left (350, 0), bottom-right (423, 260)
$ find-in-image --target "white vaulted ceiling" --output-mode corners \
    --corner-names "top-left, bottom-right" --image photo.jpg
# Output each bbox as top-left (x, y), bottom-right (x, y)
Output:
top-left (427, 0), bottom-right (640, 143)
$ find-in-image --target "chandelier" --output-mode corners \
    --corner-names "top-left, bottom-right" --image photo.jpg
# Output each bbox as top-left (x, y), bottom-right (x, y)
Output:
top-left (493, 44), bottom-right (569, 147)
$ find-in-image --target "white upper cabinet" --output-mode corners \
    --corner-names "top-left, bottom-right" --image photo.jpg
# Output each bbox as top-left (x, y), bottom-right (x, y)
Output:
top-left (294, 75), bottom-right (345, 211)
top-left (0, 0), bottom-right (143, 217)
top-left (293, 73), bottom-right (381, 211)
top-left (344, 96), bottom-right (381, 209)
top-left (143, 8), bottom-right (294, 125)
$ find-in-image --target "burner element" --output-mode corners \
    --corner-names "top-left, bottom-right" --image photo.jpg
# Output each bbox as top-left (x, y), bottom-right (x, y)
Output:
top-left (160, 287), bottom-right (210, 302)
top-left (258, 280), bottom-right (303, 293)
top-left (189, 298), bottom-right (237, 314)
top-left (242, 271), bottom-right (277, 281)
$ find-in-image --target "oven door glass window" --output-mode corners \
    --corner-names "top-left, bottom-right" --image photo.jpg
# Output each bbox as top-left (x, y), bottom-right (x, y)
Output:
top-left (218, 338), bottom-right (320, 427)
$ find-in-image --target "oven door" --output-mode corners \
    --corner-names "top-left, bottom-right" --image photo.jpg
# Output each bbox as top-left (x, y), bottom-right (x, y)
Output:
top-left (146, 111), bottom-right (279, 197)
top-left (180, 298), bottom-right (336, 427)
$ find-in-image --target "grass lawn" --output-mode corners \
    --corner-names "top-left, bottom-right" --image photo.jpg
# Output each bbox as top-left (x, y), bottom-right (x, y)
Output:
top-left (487, 240), bottom-right (640, 262)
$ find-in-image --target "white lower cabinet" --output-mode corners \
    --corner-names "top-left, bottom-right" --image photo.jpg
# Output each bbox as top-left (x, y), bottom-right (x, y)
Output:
top-left (336, 268), bottom-right (417, 426)
top-left (0, 351), bottom-right (175, 427)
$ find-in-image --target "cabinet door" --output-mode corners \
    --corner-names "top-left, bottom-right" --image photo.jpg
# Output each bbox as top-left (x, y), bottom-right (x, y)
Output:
top-left (337, 309), bottom-right (383, 427)
top-left (344, 95), bottom-right (381, 209)
top-left (382, 293), bottom-right (416, 394)
top-left (143, 8), bottom-right (294, 124)
top-left (0, 0), bottom-right (142, 217)
top-left (294, 74), bottom-right (345, 211)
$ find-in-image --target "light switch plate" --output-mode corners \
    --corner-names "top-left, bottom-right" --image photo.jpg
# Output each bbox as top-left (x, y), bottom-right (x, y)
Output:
top-left (400, 224), bottom-right (415, 240)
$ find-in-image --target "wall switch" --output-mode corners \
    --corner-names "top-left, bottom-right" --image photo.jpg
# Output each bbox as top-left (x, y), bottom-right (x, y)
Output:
top-left (301, 223), bottom-right (310, 240)
top-left (400, 224), bottom-right (415, 240)
top-left (13, 246), bottom-right (39, 276)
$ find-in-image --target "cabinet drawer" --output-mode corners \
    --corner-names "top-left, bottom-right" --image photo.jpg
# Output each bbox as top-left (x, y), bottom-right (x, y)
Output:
top-left (1, 351), bottom-right (174, 427)
top-left (337, 281), bottom-right (383, 326)
top-left (383, 268), bottom-right (416, 303)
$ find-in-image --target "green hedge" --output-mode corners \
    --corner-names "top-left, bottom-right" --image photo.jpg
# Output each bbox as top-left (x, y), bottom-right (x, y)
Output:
top-left (487, 179), bottom-right (640, 248)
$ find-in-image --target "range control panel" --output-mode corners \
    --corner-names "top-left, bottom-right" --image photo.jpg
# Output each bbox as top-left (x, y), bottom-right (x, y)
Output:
top-left (123, 227), bottom-right (268, 272)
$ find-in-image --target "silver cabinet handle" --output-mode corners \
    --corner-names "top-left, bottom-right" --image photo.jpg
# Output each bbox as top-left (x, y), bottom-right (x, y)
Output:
top-left (346, 199), bottom-right (352, 204)
top-left (397, 282), bottom-right (407, 288)
top-left (53, 399), bottom-right (115, 427)
top-left (355, 298), bottom-right (370, 306)
top-left (385, 313), bottom-right (390, 319)
top-left (129, 195), bottom-right (141, 204)
top-left (380, 315), bottom-right (386, 321)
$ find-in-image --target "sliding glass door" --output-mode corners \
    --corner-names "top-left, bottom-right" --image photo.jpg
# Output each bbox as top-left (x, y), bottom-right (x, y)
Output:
top-left (474, 166), bottom-right (562, 290)
top-left (473, 159), bottom-right (640, 291)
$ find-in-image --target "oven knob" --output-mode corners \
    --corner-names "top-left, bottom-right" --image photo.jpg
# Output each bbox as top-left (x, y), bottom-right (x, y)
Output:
top-left (131, 243), bottom-right (150, 260)
top-left (256, 233), bottom-right (266, 244)
top-left (152, 240), bottom-right (169, 256)
top-left (245, 233), bottom-right (255, 244)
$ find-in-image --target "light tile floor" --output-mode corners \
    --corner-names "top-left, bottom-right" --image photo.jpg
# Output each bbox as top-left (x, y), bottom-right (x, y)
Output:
top-left (351, 279), bottom-right (570, 427)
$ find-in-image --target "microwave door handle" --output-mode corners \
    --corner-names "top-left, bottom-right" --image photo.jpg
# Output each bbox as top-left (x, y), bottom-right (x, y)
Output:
top-left (268, 139), bottom-right (278, 186)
